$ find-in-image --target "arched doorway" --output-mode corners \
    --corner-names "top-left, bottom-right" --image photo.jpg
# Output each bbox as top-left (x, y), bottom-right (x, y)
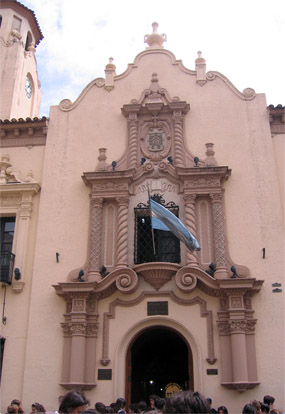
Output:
top-left (125, 326), bottom-right (193, 406)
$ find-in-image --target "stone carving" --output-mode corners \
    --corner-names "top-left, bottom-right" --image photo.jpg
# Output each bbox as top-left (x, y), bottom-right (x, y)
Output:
top-left (116, 197), bottom-right (129, 267)
top-left (205, 143), bottom-right (218, 167)
top-left (73, 299), bottom-right (85, 312)
top-left (144, 22), bottom-right (167, 48)
top-left (230, 296), bottom-right (242, 309)
top-left (134, 263), bottom-right (180, 290)
top-left (184, 194), bottom-right (199, 265)
top-left (89, 198), bottom-right (103, 274)
top-left (175, 267), bottom-right (197, 292)
top-left (69, 322), bottom-right (87, 335)
top-left (173, 115), bottom-right (184, 166)
top-left (229, 319), bottom-right (247, 334)
top-left (0, 153), bottom-right (38, 184)
top-left (210, 193), bottom-right (227, 274)
top-left (115, 268), bottom-right (138, 293)
top-left (128, 118), bottom-right (139, 168)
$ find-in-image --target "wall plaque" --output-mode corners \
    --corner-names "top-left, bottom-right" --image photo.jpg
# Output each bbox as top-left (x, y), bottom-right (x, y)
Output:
top-left (147, 301), bottom-right (168, 315)
top-left (98, 369), bottom-right (112, 380)
top-left (207, 369), bottom-right (218, 375)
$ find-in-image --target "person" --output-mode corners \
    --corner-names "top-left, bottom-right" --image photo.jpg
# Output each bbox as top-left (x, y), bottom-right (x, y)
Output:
top-left (7, 407), bottom-right (18, 414)
top-left (95, 403), bottom-right (106, 414)
top-left (263, 397), bottom-right (275, 411)
top-left (162, 391), bottom-right (210, 414)
top-left (260, 404), bottom-right (270, 414)
top-left (58, 390), bottom-right (89, 414)
top-left (148, 396), bottom-right (158, 411)
top-left (154, 398), bottom-right (165, 413)
top-left (251, 401), bottom-right (261, 414)
top-left (31, 403), bottom-right (46, 413)
top-left (206, 398), bottom-right (217, 414)
top-left (127, 404), bottom-right (137, 414)
top-left (137, 402), bottom-right (148, 414)
top-left (242, 405), bottom-right (255, 414)
top-left (114, 399), bottom-right (126, 414)
top-left (217, 406), bottom-right (228, 414)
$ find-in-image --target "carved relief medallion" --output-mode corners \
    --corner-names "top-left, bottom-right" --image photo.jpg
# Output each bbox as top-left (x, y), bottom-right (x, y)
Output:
top-left (147, 129), bottom-right (165, 152)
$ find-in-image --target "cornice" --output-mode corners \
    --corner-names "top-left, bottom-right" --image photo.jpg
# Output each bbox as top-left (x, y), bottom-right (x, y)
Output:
top-left (0, 117), bottom-right (48, 148)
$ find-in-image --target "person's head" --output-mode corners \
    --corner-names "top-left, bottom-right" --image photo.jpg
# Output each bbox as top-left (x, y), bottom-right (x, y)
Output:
top-left (95, 403), bottom-right (106, 414)
top-left (11, 401), bottom-right (21, 408)
top-left (137, 402), bottom-right (148, 414)
top-left (155, 399), bottom-right (165, 411)
top-left (263, 397), bottom-right (275, 410)
top-left (206, 399), bottom-right (212, 409)
top-left (261, 404), bottom-right (270, 414)
top-left (251, 401), bottom-right (261, 414)
top-left (149, 396), bottom-right (158, 409)
top-left (59, 391), bottom-right (89, 414)
top-left (242, 405), bottom-right (256, 414)
top-left (32, 403), bottom-right (46, 413)
top-left (8, 406), bottom-right (18, 414)
top-left (162, 391), bottom-right (210, 414)
top-left (115, 399), bottom-right (126, 412)
top-left (218, 406), bottom-right (228, 414)
top-left (128, 404), bottom-right (137, 414)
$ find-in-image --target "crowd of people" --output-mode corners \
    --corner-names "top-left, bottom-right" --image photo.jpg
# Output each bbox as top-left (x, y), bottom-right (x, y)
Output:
top-left (6, 391), bottom-right (282, 414)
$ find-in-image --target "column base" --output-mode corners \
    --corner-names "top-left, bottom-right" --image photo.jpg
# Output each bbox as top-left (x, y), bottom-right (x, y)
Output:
top-left (87, 271), bottom-right (102, 282)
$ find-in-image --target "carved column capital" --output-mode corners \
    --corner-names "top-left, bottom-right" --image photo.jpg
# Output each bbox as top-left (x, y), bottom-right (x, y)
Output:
top-left (183, 194), bottom-right (197, 204)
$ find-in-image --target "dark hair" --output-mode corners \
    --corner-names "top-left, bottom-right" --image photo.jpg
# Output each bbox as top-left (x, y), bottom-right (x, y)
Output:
top-left (162, 391), bottom-right (210, 414)
top-left (59, 391), bottom-right (89, 413)
top-left (137, 402), bottom-right (148, 413)
top-left (206, 399), bottom-right (212, 406)
top-left (129, 404), bottom-right (138, 413)
top-left (32, 403), bottom-right (46, 413)
top-left (155, 398), bottom-right (165, 411)
top-left (242, 405), bottom-right (256, 414)
top-left (8, 406), bottom-right (18, 414)
top-left (95, 403), bottom-right (106, 414)
top-left (218, 407), bottom-right (228, 414)
top-left (263, 397), bottom-right (275, 406)
top-left (261, 404), bottom-right (270, 414)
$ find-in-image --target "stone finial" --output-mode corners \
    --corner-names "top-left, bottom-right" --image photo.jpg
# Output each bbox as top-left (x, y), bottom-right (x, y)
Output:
top-left (205, 143), bottom-right (218, 166)
top-left (144, 22), bottom-right (167, 48)
top-left (195, 51), bottom-right (207, 86)
top-left (0, 154), bottom-right (12, 184)
top-left (105, 57), bottom-right (116, 91)
top-left (96, 148), bottom-right (109, 171)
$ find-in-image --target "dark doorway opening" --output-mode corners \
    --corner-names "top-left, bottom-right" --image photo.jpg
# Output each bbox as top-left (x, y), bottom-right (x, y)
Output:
top-left (126, 326), bottom-right (193, 405)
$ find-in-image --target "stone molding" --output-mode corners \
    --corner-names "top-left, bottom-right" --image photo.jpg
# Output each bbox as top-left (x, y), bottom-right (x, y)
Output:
top-left (0, 118), bottom-right (48, 148)
top-left (100, 291), bottom-right (217, 366)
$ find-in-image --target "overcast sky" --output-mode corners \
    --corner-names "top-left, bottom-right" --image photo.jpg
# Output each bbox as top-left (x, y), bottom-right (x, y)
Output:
top-left (23, 0), bottom-right (285, 117)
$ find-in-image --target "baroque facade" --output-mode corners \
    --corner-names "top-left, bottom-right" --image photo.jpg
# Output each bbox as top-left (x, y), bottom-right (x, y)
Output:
top-left (0, 1), bottom-right (284, 413)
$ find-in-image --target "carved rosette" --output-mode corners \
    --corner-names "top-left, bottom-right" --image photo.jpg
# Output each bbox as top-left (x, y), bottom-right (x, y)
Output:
top-left (173, 114), bottom-right (184, 166)
top-left (89, 197), bottom-right (103, 273)
top-left (128, 117), bottom-right (138, 168)
top-left (183, 194), bottom-right (199, 265)
top-left (210, 193), bottom-right (227, 276)
top-left (175, 267), bottom-right (197, 292)
top-left (116, 197), bottom-right (129, 267)
top-left (115, 268), bottom-right (138, 293)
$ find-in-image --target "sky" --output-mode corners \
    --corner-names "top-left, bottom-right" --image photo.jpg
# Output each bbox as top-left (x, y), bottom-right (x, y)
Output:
top-left (22, 0), bottom-right (285, 117)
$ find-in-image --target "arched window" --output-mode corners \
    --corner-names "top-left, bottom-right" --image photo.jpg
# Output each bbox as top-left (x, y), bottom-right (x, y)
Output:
top-left (25, 31), bottom-right (32, 51)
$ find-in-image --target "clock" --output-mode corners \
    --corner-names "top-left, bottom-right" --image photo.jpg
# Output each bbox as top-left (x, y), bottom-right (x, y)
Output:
top-left (25, 75), bottom-right (32, 98)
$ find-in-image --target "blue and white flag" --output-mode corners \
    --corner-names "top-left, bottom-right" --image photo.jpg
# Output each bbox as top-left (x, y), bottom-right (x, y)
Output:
top-left (149, 197), bottom-right (201, 252)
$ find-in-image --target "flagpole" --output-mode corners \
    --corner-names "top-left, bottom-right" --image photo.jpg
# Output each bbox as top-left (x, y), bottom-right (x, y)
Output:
top-left (148, 188), bottom-right (156, 257)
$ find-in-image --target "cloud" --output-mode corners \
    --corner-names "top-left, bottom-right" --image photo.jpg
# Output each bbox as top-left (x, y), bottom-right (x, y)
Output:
top-left (23, 0), bottom-right (285, 116)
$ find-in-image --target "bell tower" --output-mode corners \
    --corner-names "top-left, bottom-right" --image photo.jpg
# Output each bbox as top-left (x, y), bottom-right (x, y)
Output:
top-left (0, 0), bottom-right (43, 120)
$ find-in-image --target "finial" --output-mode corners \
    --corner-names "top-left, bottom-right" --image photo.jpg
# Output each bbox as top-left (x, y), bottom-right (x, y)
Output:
top-left (144, 22), bottom-right (167, 48)
top-left (195, 51), bottom-right (206, 63)
top-left (105, 57), bottom-right (116, 70)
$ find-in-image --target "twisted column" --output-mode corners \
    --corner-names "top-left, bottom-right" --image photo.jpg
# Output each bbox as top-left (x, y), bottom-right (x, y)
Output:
top-left (173, 113), bottom-right (184, 167)
top-left (128, 116), bottom-right (138, 168)
top-left (210, 193), bottom-right (228, 278)
top-left (89, 197), bottom-right (103, 281)
top-left (183, 194), bottom-right (199, 266)
top-left (116, 197), bottom-right (129, 267)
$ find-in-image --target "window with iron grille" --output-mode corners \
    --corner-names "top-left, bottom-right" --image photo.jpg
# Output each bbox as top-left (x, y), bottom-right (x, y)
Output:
top-left (0, 217), bottom-right (15, 284)
top-left (134, 195), bottom-right (180, 264)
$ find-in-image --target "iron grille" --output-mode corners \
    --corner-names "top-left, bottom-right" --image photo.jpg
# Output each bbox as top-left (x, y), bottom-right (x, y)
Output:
top-left (0, 251), bottom-right (15, 285)
top-left (134, 195), bottom-right (180, 264)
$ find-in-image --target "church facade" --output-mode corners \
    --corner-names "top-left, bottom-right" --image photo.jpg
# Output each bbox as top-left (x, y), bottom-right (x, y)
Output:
top-left (0, 1), bottom-right (284, 413)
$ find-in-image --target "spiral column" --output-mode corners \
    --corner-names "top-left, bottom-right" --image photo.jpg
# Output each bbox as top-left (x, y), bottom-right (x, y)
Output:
top-left (210, 193), bottom-right (228, 278)
top-left (183, 194), bottom-right (199, 266)
top-left (88, 197), bottom-right (104, 281)
top-left (128, 115), bottom-right (138, 168)
top-left (116, 197), bottom-right (129, 267)
top-left (173, 113), bottom-right (185, 167)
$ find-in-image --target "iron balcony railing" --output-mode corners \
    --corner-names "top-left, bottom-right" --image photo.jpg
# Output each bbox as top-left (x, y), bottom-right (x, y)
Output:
top-left (0, 251), bottom-right (15, 285)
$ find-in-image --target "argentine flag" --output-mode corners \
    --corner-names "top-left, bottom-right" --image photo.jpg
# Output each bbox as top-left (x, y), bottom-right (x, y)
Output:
top-left (149, 196), bottom-right (201, 252)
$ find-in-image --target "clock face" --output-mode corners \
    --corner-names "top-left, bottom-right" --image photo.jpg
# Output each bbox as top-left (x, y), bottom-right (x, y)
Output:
top-left (25, 75), bottom-right (32, 98)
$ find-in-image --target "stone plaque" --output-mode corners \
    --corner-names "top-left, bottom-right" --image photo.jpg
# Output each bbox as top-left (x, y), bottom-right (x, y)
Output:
top-left (98, 369), bottom-right (112, 380)
top-left (206, 369), bottom-right (218, 375)
top-left (147, 301), bottom-right (168, 315)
